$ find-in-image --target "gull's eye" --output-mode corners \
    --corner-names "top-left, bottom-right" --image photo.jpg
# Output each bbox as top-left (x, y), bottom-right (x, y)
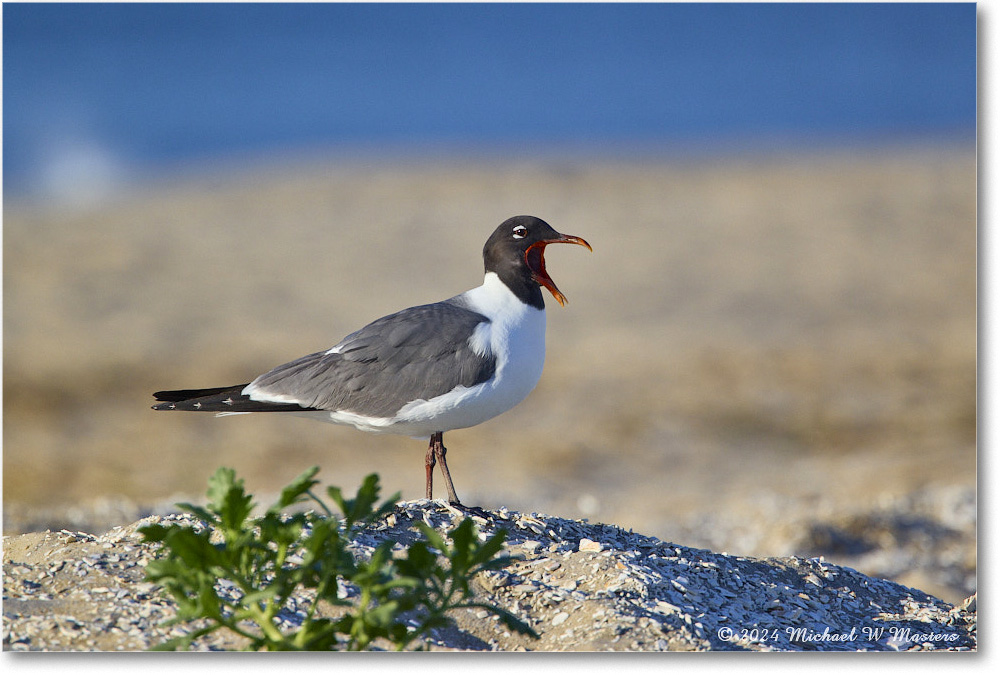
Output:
top-left (512, 225), bottom-right (528, 239)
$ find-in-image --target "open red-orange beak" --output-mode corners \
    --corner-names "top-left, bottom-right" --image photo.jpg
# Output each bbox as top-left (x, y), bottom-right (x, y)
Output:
top-left (525, 233), bottom-right (592, 306)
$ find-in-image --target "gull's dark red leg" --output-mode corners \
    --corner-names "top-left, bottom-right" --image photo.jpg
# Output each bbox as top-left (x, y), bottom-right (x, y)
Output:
top-left (429, 431), bottom-right (461, 505)
top-left (425, 436), bottom-right (437, 499)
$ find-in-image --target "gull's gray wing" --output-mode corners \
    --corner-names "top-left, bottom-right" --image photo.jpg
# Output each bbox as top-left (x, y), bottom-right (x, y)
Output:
top-left (245, 299), bottom-right (496, 418)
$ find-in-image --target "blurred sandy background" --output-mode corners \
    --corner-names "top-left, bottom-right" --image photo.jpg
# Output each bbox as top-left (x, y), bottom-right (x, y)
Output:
top-left (3, 144), bottom-right (976, 598)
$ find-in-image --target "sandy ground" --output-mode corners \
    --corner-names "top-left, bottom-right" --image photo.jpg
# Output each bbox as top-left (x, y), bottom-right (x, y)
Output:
top-left (3, 144), bottom-right (976, 595)
top-left (3, 503), bottom-right (976, 651)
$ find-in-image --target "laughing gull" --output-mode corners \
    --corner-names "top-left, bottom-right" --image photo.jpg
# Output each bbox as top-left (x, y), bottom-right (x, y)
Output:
top-left (152, 215), bottom-right (591, 505)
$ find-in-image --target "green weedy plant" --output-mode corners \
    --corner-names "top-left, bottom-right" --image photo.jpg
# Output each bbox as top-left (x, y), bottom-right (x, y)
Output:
top-left (139, 466), bottom-right (537, 650)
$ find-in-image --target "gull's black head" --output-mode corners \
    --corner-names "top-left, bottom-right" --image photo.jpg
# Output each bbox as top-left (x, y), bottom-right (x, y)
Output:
top-left (483, 215), bottom-right (592, 309)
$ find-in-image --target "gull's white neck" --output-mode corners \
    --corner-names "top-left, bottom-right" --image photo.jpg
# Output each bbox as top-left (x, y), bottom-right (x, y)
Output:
top-left (457, 270), bottom-right (547, 394)
top-left (460, 272), bottom-right (545, 324)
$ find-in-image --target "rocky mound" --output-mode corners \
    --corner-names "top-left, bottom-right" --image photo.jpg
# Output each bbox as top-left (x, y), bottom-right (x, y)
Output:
top-left (2, 501), bottom-right (976, 651)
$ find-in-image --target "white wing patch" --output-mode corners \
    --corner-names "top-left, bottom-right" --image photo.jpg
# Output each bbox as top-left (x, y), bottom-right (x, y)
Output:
top-left (241, 382), bottom-right (308, 406)
top-left (467, 321), bottom-right (493, 357)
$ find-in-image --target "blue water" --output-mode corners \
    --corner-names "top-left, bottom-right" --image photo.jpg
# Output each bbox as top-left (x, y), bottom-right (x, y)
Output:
top-left (2, 3), bottom-right (976, 199)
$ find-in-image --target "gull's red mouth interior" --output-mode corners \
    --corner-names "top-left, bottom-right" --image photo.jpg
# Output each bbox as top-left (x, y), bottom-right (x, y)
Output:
top-left (525, 234), bottom-right (592, 306)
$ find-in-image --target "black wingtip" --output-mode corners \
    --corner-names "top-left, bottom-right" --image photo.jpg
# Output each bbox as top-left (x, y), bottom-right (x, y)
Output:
top-left (151, 384), bottom-right (249, 412)
top-left (153, 384), bottom-right (250, 403)
top-left (151, 383), bottom-right (320, 413)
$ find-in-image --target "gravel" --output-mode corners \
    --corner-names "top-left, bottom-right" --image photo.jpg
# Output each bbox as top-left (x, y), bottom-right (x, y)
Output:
top-left (2, 500), bottom-right (975, 651)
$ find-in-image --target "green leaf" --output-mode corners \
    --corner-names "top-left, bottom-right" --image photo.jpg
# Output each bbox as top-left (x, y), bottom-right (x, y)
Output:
top-left (329, 473), bottom-right (376, 530)
top-left (207, 467), bottom-right (255, 532)
top-left (138, 523), bottom-right (170, 543)
top-left (241, 585), bottom-right (280, 608)
top-left (157, 527), bottom-right (224, 569)
top-left (197, 578), bottom-right (223, 620)
top-left (469, 529), bottom-right (509, 568)
top-left (415, 522), bottom-right (448, 553)
top-left (366, 600), bottom-right (403, 628)
top-left (268, 465), bottom-right (321, 513)
top-left (394, 540), bottom-right (437, 582)
top-left (174, 502), bottom-right (217, 525)
top-left (205, 467), bottom-right (237, 509)
top-left (446, 518), bottom-right (477, 573)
